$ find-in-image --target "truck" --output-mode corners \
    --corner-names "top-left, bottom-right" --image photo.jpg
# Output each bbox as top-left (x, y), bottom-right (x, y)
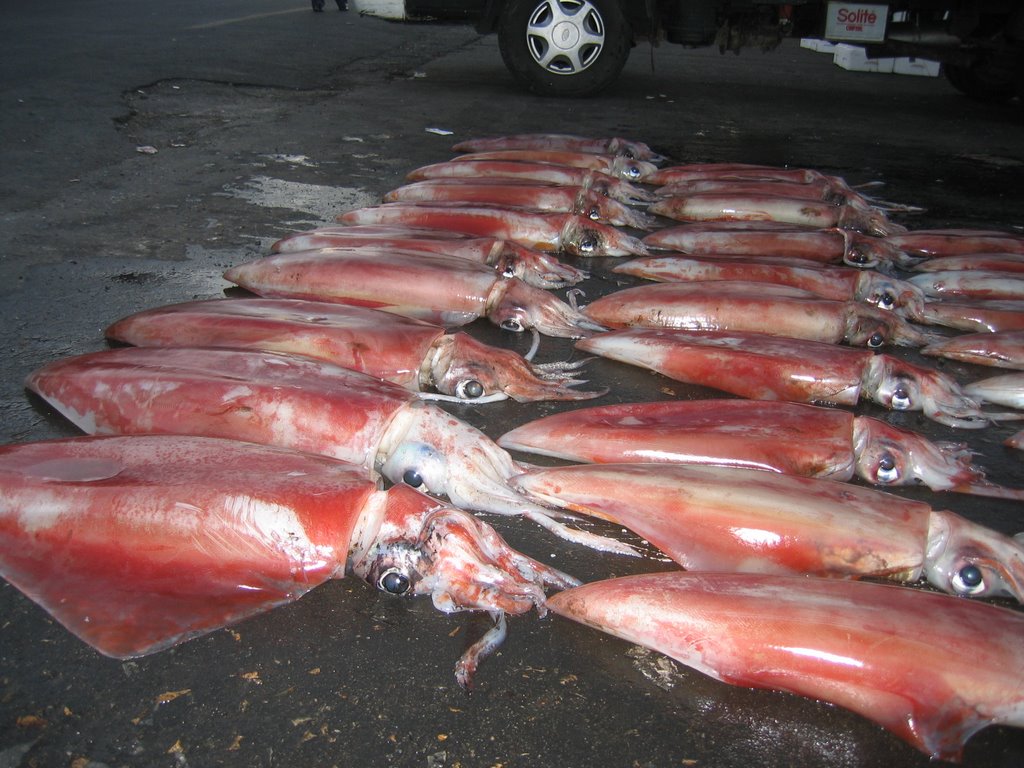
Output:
top-left (348, 1), bottom-right (1024, 101)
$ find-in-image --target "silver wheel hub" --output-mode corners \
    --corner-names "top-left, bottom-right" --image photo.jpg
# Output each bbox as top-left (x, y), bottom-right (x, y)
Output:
top-left (526, 0), bottom-right (605, 76)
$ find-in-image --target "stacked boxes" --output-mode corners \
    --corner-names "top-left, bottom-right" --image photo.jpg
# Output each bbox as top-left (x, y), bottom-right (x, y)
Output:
top-left (801, 39), bottom-right (940, 77)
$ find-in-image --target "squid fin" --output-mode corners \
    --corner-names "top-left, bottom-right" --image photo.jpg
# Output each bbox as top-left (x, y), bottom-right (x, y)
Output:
top-left (0, 546), bottom-right (321, 658)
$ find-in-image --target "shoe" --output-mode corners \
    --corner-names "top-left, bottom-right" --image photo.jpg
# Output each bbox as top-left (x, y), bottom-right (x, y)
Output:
top-left (312, 0), bottom-right (325, 10)
top-left (336, 1), bottom-right (348, 8)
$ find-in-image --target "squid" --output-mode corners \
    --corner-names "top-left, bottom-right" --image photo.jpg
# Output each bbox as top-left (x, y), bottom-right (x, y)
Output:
top-left (270, 225), bottom-right (586, 289)
top-left (382, 180), bottom-right (658, 230)
top-left (649, 192), bottom-right (904, 237)
top-left (25, 346), bottom-right (630, 555)
top-left (336, 205), bottom-right (650, 257)
top-left (641, 223), bottom-right (906, 269)
top-left (575, 327), bottom-right (998, 428)
top-left (0, 434), bottom-right (578, 687)
top-left (404, 160), bottom-right (656, 204)
top-left (511, 462), bottom-right (1024, 600)
top-left (910, 252), bottom-right (1024, 273)
top-left (449, 149), bottom-right (658, 182)
top-left (223, 248), bottom-right (604, 338)
top-left (104, 298), bottom-right (605, 403)
top-left (579, 281), bottom-right (936, 347)
top-left (920, 298), bottom-right (1024, 333)
top-left (547, 571), bottom-right (1024, 760)
top-left (885, 229), bottom-right (1024, 257)
top-left (498, 399), bottom-right (1020, 498)
top-left (908, 270), bottom-right (1024, 300)
top-left (922, 329), bottom-right (1024, 370)
top-left (611, 255), bottom-right (926, 317)
top-left (966, 372), bottom-right (1024, 410)
top-left (644, 162), bottom-right (834, 186)
top-left (653, 177), bottom-right (873, 209)
top-left (451, 134), bottom-right (665, 162)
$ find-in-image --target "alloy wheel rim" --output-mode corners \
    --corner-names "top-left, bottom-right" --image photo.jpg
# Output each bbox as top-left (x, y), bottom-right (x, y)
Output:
top-left (526, 0), bottom-right (605, 76)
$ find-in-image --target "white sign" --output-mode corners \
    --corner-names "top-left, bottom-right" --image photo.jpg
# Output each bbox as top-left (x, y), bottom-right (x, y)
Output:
top-left (825, 2), bottom-right (889, 43)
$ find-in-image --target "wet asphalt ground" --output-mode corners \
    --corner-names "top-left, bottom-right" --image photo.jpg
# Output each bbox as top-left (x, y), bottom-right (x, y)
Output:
top-left (2, 3), bottom-right (1024, 767)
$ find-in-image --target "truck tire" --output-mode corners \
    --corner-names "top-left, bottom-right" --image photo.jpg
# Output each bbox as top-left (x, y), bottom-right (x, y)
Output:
top-left (498, 0), bottom-right (631, 97)
top-left (944, 59), bottom-right (1016, 103)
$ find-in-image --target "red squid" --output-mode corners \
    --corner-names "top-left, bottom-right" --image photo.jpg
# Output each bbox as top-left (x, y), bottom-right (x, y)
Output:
top-left (909, 269), bottom-right (1024, 300)
top-left (25, 346), bottom-right (630, 554)
top-left (449, 149), bottom-right (658, 182)
top-left (575, 327), bottom-right (1000, 428)
top-left (382, 179), bottom-right (658, 230)
top-left (548, 572), bottom-right (1024, 760)
top-left (649, 192), bottom-right (903, 236)
top-left (579, 281), bottom-right (936, 347)
top-left (910, 252), bottom-right (1024, 274)
top-left (498, 399), bottom-right (1016, 498)
top-left (966, 372), bottom-right (1024, 410)
top-left (404, 160), bottom-right (656, 204)
top-left (612, 254), bottom-right (926, 318)
top-left (920, 298), bottom-right (1024, 333)
top-left (0, 434), bottom-right (578, 687)
top-left (451, 134), bottom-right (665, 162)
top-left (641, 223), bottom-right (906, 269)
top-left (643, 162), bottom-right (837, 186)
top-left (270, 224), bottom-right (587, 288)
top-left (336, 205), bottom-right (651, 257)
top-left (511, 461), bottom-right (1024, 600)
top-left (884, 229), bottom-right (1024, 257)
top-left (223, 248), bottom-right (604, 338)
top-left (104, 298), bottom-right (604, 403)
top-left (922, 329), bottom-right (1024, 370)
top-left (654, 177), bottom-right (871, 208)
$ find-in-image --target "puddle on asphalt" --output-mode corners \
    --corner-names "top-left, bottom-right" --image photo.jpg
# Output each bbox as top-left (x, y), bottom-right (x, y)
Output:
top-left (224, 175), bottom-right (379, 225)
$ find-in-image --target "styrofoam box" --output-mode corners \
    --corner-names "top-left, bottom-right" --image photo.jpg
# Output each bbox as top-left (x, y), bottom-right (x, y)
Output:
top-left (800, 38), bottom-right (838, 53)
top-left (893, 57), bottom-right (941, 77)
top-left (833, 43), bottom-right (894, 73)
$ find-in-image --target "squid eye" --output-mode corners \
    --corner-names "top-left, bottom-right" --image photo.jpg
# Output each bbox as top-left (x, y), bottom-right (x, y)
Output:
top-left (377, 567), bottom-right (411, 596)
top-left (877, 292), bottom-right (896, 310)
top-left (848, 246), bottom-right (869, 265)
top-left (501, 264), bottom-right (516, 278)
top-left (623, 166), bottom-right (641, 180)
top-left (587, 206), bottom-right (601, 220)
top-left (951, 564), bottom-right (985, 596)
top-left (576, 234), bottom-right (599, 255)
top-left (456, 379), bottom-right (485, 400)
top-left (500, 318), bottom-right (525, 332)
top-left (867, 332), bottom-right (885, 349)
top-left (891, 384), bottom-right (912, 410)
top-left (875, 452), bottom-right (899, 484)
top-left (379, 442), bottom-right (446, 498)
